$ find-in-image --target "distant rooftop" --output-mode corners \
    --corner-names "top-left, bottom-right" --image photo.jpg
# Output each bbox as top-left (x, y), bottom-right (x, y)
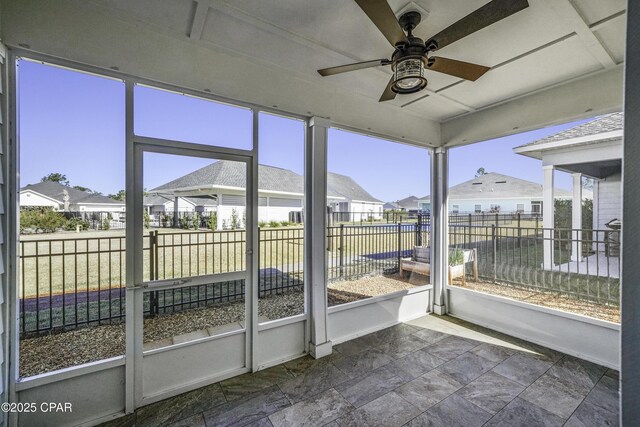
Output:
top-left (151, 161), bottom-right (381, 203)
top-left (419, 172), bottom-right (574, 201)
top-left (516, 112), bottom-right (623, 150)
top-left (21, 181), bottom-right (122, 205)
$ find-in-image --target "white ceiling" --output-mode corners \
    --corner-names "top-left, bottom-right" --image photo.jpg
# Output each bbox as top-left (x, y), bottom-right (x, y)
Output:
top-left (75, 0), bottom-right (626, 122)
top-left (0, 0), bottom-right (627, 145)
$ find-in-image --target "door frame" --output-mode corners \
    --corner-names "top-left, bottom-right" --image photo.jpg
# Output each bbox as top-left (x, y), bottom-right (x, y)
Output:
top-left (124, 81), bottom-right (260, 410)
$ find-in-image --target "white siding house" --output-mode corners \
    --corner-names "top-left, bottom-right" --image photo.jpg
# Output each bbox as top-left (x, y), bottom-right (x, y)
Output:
top-left (20, 181), bottom-right (125, 214)
top-left (326, 172), bottom-right (383, 222)
top-left (416, 172), bottom-right (575, 214)
top-left (150, 162), bottom-right (379, 228)
top-left (514, 112), bottom-right (622, 268)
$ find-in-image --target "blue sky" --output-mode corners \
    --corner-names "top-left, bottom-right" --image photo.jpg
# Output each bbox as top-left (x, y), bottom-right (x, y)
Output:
top-left (19, 59), bottom-right (588, 202)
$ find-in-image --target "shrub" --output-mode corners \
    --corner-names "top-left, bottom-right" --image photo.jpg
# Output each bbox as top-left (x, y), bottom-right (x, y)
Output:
top-left (258, 221), bottom-right (267, 228)
top-left (208, 212), bottom-right (218, 230)
top-left (143, 210), bottom-right (151, 229)
top-left (448, 248), bottom-right (464, 266)
top-left (64, 217), bottom-right (89, 231)
top-left (162, 213), bottom-right (173, 227)
top-left (102, 213), bottom-right (113, 231)
top-left (280, 221), bottom-right (290, 227)
top-left (21, 208), bottom-right (66, 233)
top-left (192, 213), bottom-right (200, 230)
top-left (179, 214), bottom-right (191, 230)
top-left (230, 209), bottom-right (240, 230)
top-left (269, 220), bottom-right (280, 228)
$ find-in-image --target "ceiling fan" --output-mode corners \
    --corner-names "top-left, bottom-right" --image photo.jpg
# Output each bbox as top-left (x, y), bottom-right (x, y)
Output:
top-left (317, 0), bottom-right (530, 102)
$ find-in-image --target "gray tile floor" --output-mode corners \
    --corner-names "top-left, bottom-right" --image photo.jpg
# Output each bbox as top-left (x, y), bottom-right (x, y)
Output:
top-left (101, 314), bottom-right (620, 427)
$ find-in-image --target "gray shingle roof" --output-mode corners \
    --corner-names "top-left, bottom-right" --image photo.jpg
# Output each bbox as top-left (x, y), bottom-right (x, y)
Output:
top-left (152, 161), bottom-right (304, 194)
top-left (21, 181), bottom-right (123, 205)
top-left (327, 172), bottom-right (382, 203)
top-left (516, 112), bottom-right (623, 149)
top-left (152, 161), bottom-right (348, 198)
top-left (420, 172), bottom-right (571, 201)
top-left (386, 195), bottom-right (429, 210)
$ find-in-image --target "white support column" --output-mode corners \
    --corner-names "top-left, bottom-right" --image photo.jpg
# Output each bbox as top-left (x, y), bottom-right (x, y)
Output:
top-left (622, 0), bottom-right (640, 422)
top-left (173, 196), bottom-right (179, 228)
top-left (215, 193), bottom-right (223, 230)
top-left (430, 147), bottom-right (449, 315)
top-left (124, 81), bottom-right (144, 412)
top-left (571, 173), bottom-right (583, 262)
top-left (542, 165), bottom-right (555, 269)
top-left (305, 116), bottom-right (332, 358)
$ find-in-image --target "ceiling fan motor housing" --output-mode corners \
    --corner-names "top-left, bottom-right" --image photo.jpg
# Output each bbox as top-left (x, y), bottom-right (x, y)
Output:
top-left (391, 35), bottom-right (428, 94)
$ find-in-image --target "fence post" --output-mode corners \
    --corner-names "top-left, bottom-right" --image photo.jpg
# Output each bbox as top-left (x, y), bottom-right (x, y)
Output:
top-left (327, 207), bottom-right (334, 251)
top-left (150, 230), bottom-right (160, 315)
top-left (495, 213), bottom-right (499, 227)
top-left (517, 212), bottom-right (522, 249)
top-left (492, 224), bottom-right (497, 282)
top-left (416, 213), bottom-right (422, 247)
top-left (339, 224), bottom-right (344, 276)
top-left (397, 222), bottom-right (402, 271)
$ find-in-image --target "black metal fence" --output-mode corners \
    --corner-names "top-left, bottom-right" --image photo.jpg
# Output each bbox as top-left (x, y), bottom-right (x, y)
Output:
top-left (326, 221), bottom-right (429, 281)
top-left (19, 220), bottom-right (427, 336)
top-left (63, 211), bottom-right (126, 230)
top-left (22, 213), bottom-right (618, 336)
top-left (449, 224), bottom-right (620, 305)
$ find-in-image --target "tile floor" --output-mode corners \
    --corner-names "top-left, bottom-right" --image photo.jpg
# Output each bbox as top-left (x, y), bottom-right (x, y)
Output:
top-left (100, 314), bottom-right (620, 427)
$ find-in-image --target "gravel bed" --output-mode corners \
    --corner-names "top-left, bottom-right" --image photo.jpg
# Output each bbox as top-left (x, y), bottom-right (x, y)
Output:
top-left (451, 279), bottom-right (620, 323)
top-left (328, 273), bottom-right (426, 306)
top-left (19, 274), bottom-right (420, 377)
top-left (20, 290), bottom-right (305, 377)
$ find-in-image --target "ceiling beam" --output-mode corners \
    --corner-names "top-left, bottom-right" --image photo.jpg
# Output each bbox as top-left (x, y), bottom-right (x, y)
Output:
top-left (589, 10), bottom-right (626, 32)
top-left (543, 0), bottom-right (617, 68)
top-left (189, 0), bottom-right (209, 41)
top-left (401, 90), bottom-right (476, 113)
top-left (441, 65), bottom-right (623, 147)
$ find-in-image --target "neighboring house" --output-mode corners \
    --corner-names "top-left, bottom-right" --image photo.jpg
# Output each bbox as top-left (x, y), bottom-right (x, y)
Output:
top-left (326, 172), bottom-right (384, 222)
top-left (20, 181), bottom-right (125, 214)
top-left (143, 195), bottom-right (217, 215)
top-left (514, 112), bottom-right (622, 268)
top-left (417, 172), bottom-right (577, 214)
top-left (384, 195), bottom-right (428, 212)
top-left (151, 161), bottom-right (379, 228)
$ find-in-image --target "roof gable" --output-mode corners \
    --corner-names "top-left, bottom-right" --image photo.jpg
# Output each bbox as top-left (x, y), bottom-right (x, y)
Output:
top-left (21, 181), bottom-right (123, 205)
top-left (152, 161), bottom-right (308, 195)
top-left (151, 160), bottom-right (353, 198)
top-left (420, 172), bottom-right (571, 201)
top-left (327, 172), bottom-right (382, 203)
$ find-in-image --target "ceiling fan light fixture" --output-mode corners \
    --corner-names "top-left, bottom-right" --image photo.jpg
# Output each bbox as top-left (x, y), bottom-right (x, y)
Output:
top-left (392, 57), bottom-right (427, 94)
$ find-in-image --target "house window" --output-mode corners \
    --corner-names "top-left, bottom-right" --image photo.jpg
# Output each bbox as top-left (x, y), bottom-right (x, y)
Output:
top-left (452, 204), bottom-right (460, 214)
top-left (531, 201), bottom-right (542, 214)
top-left (516, 203), bottom-right (525, 213)
top-left (475, 204), bottom-right (482, 213)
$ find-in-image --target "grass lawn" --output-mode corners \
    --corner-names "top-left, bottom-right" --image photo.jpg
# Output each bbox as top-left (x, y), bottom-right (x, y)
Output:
top-left (19, 225), bottom-right (418, 298)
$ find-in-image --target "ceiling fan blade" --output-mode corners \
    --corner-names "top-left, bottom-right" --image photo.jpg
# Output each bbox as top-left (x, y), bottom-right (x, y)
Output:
top-left (354, 0), bottom-right (408, 47)
top-left (379, 76), bottom-right (396, 102)
top-left (318, 59), bottom-right (389, 77)
top-left (427, 57), bottom-right (490, 81)
top-left (427, 0), bottom-right (529, 51)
